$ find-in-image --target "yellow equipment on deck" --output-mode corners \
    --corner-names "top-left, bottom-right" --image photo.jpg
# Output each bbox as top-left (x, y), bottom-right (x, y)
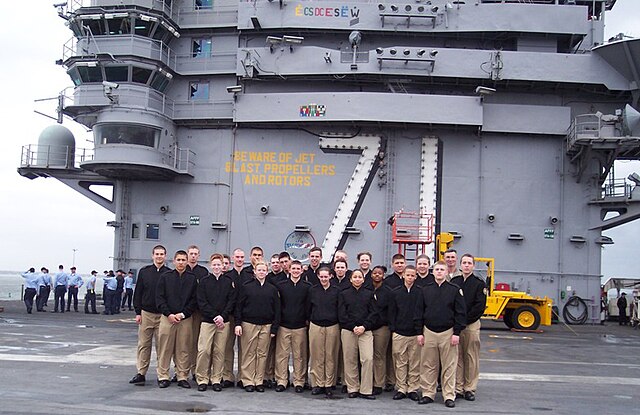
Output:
top-left (437, 233), bottom-right (553, 331)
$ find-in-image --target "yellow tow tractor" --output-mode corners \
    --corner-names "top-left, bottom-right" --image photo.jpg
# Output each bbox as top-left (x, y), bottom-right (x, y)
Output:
top-left (436, 233), bottom-right (553, 331)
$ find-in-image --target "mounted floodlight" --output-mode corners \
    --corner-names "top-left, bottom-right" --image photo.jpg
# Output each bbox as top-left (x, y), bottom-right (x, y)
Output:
top-left (390, 4), bottom-right (398, 11)
top-left (431, 6), bottom-right (439, 12)
top-left (429, 49), bottom-right (438, 57)
top-left (389, 48), bottom-right (397, 55)
top-left (628, 172), bottom-right (640, 186)
top-left (403, 49), bottom-right (410, 56)
top-left (102, 81), bottom-right (119, 89)
top-left (376, 47), bottom-right (384, 55)
top-left (283, 35), bottom-right (304, 44)
top-left (53, 2), bottom-right (67, 7)
top-left (266, 36), bottom-right (283, 44)
top-left (250, 16), bottom-right (261, 30)
top-left (405, 5), bottom-right (412, 11)
top-left (349, 31), bottom-right (362, 47)
top-left (475, 86), bottom-right (496, 96)
top-left (445, 2), bottom-right (454, 10)
top-left (417, 49), bottom-right (426, 56)
top-left (226, 85), bottom-right (243, 93)
top-left (324, 51), bottom-right (332, 63)
top-left (378, 4), bottom-right (385, 11)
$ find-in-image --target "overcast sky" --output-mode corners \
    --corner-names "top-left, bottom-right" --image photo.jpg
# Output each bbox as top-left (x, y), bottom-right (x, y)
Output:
top-left (0, 1), bottom-right (639, 275)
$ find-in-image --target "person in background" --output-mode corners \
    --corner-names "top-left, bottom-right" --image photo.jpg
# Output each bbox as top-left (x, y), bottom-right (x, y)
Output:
top-left (222, 254), bottom-right (231, 273)
top-left (303, 247), bottom-right (324, 287)
top-left (443, 249), bottom-right (462, 281)
top-left (122, 271), bottom-right (135, 311)
top-left (618, 293), bottom-right (629, 326)
top-left (415, 254), bottom-right (433, 288)
top-left (85, 270), bottom-right (99, 314)
top-left (36, 267), bottom-right (51, 312)
top-left (53, 265), bottom-right (68, 313)
top-left (102, 271), bottom-right (118, 315)
top-left (20, 268), bottom-right (39, 314)
top-left (114, 270), bottom-right (125, 314)
top-left (66, 267), bottom-right (83, 312)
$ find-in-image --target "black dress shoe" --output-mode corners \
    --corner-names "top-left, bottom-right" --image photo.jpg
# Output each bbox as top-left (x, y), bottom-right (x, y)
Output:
top-left (360, 394), bottom-right (376, 400)
top-left (418, 396), bottom-right (434, 405)
top-left (311, 387), bottom-right (325, 395)
top-left (221, 380), bottom-right (234, 388)
top-left (294, 385), bottom-right (304, 393)
top-left (348, 392), bottom-right (359, 398)
top-left (197, 384), bottom-right (208, 392)
top-left (341, 385), bottom-right (348, 394)
top-left (372, 386), bottom-right (382, 395)
top-left (255, 385), bottom-right (265, 393)
top-left (212, 383), bottom-right (222, 392)
top-left (245, 385), bottom-right (255, 392)
top-left (464, 391), bottom-right (476, 401)
top-left (408, 391), bottom-right (420, 401)
top-left (456, 392), bottom-right (464, 399)
top-left (393, 392), bottom-right (406, 400)
top-left (445, 399), bottom-right (456, 408)
top-left (177, 380), bottom-right (191, 389)
top-left (171, 374), bottom-right (178, 383)
top-left (236, 380), bottom-right (244, 388)
top-left (129, 373), bottom-right (146, 385)
top-left (275, 384), bottom-right (286, 392)
top-left (158, 380), bottom-right (171, 388)
top-left (325, 390), bottom-right (334, 398)
top-left (383, 383), bottom-right (395, 392)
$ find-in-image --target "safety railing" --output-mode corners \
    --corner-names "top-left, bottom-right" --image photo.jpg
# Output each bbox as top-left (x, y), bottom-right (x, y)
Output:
top-left (20, 144), bottom-right (94, 169)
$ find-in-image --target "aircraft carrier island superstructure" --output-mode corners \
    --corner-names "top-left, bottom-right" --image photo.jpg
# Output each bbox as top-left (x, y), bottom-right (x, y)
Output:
top-left (18, 0), bottom-right (640, 321)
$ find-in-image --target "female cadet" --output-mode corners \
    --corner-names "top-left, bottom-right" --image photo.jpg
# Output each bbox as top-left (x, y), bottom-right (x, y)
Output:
top-left (195, 254), bottom-right (237, 392)
top-left (234, 261), bottom-right (280, 392)
top-left (308, 266), bottom-right (340, 398)
top-left (338, 269), bottom-right (377, 400)
top-left (370, 265), bottom-right (394, 394)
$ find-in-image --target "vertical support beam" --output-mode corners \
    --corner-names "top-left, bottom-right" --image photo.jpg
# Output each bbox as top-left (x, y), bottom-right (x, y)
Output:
top-left (420, 136), bottom-right (439, 260)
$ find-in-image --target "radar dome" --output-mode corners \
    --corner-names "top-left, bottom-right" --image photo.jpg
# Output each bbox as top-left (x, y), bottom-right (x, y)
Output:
top-left (36, 124), bottom-right (76, 168)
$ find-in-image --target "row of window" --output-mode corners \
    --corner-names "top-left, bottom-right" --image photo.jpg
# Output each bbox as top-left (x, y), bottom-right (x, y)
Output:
top-left (68, 64), bottom-right (172, 92)
top-left (94, 124), bottom-right (160, 148)
top-left (132, 223), bottom-right (160, 240)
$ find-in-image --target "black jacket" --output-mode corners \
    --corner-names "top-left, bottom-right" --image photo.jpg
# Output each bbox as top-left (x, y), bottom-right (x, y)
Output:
top-left (388, 284), bottom-right (422, 336)
top-left (451, 273), bottom-right (487, 324)
top-left (133, 264), bottom-right (171, 315)
top-left (197, 273), bottom-right (237, 323)
top-left (414, 280), bottom-right (466, 335)
top-left (156, 269), bottom-right (198, 318)
top-left (383, 272), bottom-right (403, 290)
top-left (370, 284), bottom-right (393, 330)
top-left (338, 286), bottom-right (377, 331)
top-left (277, 278), bottom-right (312, 329)
top-left (235, 279), bottom-right (281, 334)
top-left (309, 284), bottom-right (340, 327)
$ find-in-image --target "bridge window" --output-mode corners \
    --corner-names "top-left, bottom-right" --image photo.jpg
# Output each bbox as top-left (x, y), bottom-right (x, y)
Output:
top-left (195, 0), bottom-right (213, 10)
top-left (104, 66), bottom-right (129, 82)
top-left (95, 124), bottom-right (160, 147)
top-left (132, 67), bottom-right (153, 84)
top-left (189, 81), bottom-right (209, 101)
top-left (150, 71), bottom-right (171, 92)
top-left (77, 65), bottom-right (102, 82)
top-left (192, 38), bottom-right (213, 58)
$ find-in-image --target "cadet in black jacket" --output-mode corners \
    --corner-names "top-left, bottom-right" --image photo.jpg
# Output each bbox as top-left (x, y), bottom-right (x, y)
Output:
top-left (155, 250), bottom-right (198, 389)
top-left (234, 261), bottom-right (281, 392)
top-left (415, 261), bottom-right (466, 408)
top-left (338, 269), bottom-right (377, 400)
top-left (384, 254), bottom-right (405, 289)
top-left (308, 267), bottom-right (340, 397)
top-left (450, 254), bottom-right (487, 402)
top-left (274, 260), bottom-right (312, 393)
top-left (221, 248), bottom-right (246, 387)
top-left (187, 245), bottom-right (211, 380)
top-left (129, 245), bottom-right (171, 386)
top-left (370, 265), bottom-right (394, 394)
top-left (195, 253), bottom-right (237, 392)
top-left (388, 266), bottom-right (422, 401)
top-left (331, 259), bottom-right (351, 291)
top-left (302, 246), bottom-right (324, 286)
top-left (415, 254), bottom-right (434, 288)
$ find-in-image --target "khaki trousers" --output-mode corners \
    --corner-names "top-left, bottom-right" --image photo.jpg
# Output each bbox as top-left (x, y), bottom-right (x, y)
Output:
top-left (223, 316), bottom-right (238, 382)
top-left (157, 315), bottom-right (193, 381)
top-left (372, 326), bottom-right (391, 387)
top-left (190, 310), bottom-right (202, 374)
top-left (456, 319), bottom-right (481, 394)
top-left (275, 327), bottom-right (308, 387)
top-left (308, 323), bottom-right (340, 388)
top-left (392, 333), bottom-right (420, 394)
top-left (195, 321), bottom-right (230, 385)
top-left (420, 327), bottom-right (458, 401)
top-left (341, 329), bottom-right (374, 395)
top-left (136, 310), bottom-right (161, 376)
top-left (239, 322), bottom-right (272, 387)
top-left (264, 337), bottom-right (276, 380)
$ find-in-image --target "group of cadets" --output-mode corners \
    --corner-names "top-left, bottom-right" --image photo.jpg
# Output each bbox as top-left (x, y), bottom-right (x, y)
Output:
top-left (20, 266), bottom-right (135, 315)
top-left (129, 244), bottom-right (487, 408)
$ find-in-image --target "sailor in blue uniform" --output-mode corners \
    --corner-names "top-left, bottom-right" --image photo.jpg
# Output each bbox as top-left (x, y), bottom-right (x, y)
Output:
top-left (36, 267), bottom-right (51, 312)
top-left (122, 271), bottom-right (135, 311)
top-left (85, 270), bottom-right (99, 314)
top-left (102, 273), bottom-right (118, 315)
top-left (66, 267), bottom-right (84, 312)
top-left (53, 265), bottom-right (69, 313)
top-left (21, 268), bottom-right (39, 314)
